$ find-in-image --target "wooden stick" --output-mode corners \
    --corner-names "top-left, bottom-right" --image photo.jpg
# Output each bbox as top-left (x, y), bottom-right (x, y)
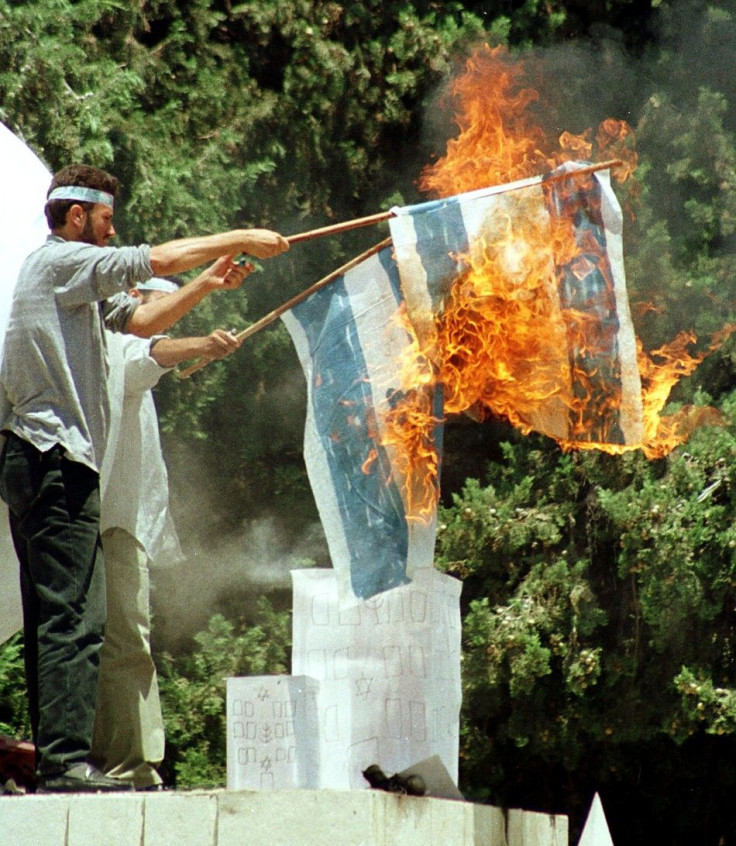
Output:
top-left (544, 158), bottom-right (623, 180)
top-left (287, 210), bottom-right (394, 244)
top-left (283, 159), bottom-right (623, 245)
top-left (178, 237), bottom-right (393, 379)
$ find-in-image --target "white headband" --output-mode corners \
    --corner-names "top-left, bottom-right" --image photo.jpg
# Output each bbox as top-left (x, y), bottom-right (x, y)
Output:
top-left (135, 278), bottom-right (180, 294)
top-left (47, 186), bottom-right (114, 208)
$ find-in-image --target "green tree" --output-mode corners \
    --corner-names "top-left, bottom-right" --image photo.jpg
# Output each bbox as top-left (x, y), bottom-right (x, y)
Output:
top-left (438, 408), bottom-right (736, 843)
top-left (0, 0), bottom-right (491, 551)
top-left (0, 635), bottom-right (29, 740)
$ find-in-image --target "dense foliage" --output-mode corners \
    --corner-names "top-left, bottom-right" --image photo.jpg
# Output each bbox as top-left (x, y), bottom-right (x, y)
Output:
top-left (0, 635), bottom-right (30, 740)
top-left (438, 417), bottom-right (736, 842)
top-left (0, 0), bottom-right (735, 842)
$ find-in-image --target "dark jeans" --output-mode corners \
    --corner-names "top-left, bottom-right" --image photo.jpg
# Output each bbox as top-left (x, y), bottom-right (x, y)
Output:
top-left (0, 433), bottom-right (106, 776)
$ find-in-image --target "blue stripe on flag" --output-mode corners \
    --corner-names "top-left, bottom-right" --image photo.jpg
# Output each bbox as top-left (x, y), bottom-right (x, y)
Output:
top-left (287, 249), bottom-right (412, 599)
top-left (411, 199), bottom-right (468, 313)
top-left (546, 174), bottom-right (625, 442)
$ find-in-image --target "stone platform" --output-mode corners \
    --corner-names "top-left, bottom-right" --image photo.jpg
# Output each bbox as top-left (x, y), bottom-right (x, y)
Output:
top-left (1, 788), bottom-right (568, 846)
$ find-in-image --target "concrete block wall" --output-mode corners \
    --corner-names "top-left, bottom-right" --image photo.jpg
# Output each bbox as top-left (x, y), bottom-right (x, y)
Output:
top-left (0, 789), bottom-right (568, 846)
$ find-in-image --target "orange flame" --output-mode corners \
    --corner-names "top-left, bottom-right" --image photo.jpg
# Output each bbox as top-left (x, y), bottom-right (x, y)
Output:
top-left (633, 326), bottom-right (734, 458)
top-left (379, 44), bottom-right (727, 518)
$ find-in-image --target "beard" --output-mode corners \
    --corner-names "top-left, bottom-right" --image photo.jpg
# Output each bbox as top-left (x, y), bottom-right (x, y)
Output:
top-left (80, 212), bottom-right (97, 245)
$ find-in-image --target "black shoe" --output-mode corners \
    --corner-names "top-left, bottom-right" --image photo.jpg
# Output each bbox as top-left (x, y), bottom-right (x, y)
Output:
top-left (37, 763), bottom-right (135, 793)
top-left (362, 764), bottom-right (426, 796)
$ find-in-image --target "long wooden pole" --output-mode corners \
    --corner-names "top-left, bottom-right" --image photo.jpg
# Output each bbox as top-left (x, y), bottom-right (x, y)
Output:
top-left (286, 210), bottom-right (394, 244)
top-left (284, 159), bottom-right (623, 244)
top-left (178, 237), bottom-right (393, 379)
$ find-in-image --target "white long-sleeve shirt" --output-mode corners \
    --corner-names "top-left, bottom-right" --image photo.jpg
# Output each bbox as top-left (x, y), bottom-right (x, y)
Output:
top-left (100, 331), bottom-right (183, 567)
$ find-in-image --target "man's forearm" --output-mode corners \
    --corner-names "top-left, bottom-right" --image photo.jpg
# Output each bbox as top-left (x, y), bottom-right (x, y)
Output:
top-left (149, 229), bottom-right (288, 275)
top-left (149, 329), bottom-right (242, 367)
top-left (126, 278), bottom-right (211, 338)
top-left (149, 336), bottom-right (215, 368)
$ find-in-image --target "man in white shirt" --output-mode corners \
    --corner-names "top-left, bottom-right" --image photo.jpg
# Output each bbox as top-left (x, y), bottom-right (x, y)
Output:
top-left (91, 277), bottom-right (241, 789)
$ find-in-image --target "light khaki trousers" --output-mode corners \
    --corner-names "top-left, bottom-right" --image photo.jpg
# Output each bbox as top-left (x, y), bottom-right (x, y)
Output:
top-left (91, 527), bottom-right (164, 788)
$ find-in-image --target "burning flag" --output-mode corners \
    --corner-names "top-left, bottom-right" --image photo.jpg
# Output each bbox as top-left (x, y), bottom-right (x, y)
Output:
top-left (282, 165), bottom-right (641, 599)
top-left (388, 161), bottom-right (644, 447)
top-left (393, 43), bottom-right (725, 460)
top-left (280, 44), bottom-right (724, 598)
top-left (281, 244), bottom-right (442, 600)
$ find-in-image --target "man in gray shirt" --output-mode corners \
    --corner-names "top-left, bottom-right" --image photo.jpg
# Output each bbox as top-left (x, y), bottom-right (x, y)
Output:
top-left (0, 163), bottom-right (288, 792)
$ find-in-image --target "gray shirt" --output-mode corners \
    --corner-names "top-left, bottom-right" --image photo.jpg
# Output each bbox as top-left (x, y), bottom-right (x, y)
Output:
top-left (0, 235), bottom-right (153, 471)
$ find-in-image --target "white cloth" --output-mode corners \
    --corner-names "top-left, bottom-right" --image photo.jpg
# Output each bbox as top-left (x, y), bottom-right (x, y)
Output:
top-left (0, 122), bottom-right (49, 645)
top-left (100, 331), bottom-right (183, 568)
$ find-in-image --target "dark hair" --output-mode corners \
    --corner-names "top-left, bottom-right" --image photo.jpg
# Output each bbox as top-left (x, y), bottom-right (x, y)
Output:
top-left (45, 164), bottom-right (120, 229)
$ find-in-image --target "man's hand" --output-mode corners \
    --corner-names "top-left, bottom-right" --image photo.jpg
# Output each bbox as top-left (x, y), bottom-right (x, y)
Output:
top-left (126, 258), bottom-right (256, 338)
top-left (150, 227), bottom-right (290, 275)
top-left (240, 229), bottom-right (290, 259)
top-left (200, 328), bottom-right (242, 360)
top-left (196, 256), bottom-right (254, 293)
top-left (149, 329), bottom-right (242, 368)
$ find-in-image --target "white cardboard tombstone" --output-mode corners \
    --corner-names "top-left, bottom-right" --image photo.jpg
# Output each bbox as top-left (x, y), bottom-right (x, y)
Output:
top-left (226, 568), bottom-right (462, 791)
top-left (291, 567), bottom-right (462, 789)
top-left (226, 675), bottom-right (320, 790)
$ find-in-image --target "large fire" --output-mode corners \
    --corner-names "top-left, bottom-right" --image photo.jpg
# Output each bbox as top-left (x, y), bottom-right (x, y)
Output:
top-left (381, 44), bottom-right (727, 520)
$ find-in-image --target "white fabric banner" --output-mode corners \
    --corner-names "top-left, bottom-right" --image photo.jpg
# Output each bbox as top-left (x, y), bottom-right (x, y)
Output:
top-left (0, 122), bottom-right (50, 644)
top-left (282, 246), bottom-right (441, 601)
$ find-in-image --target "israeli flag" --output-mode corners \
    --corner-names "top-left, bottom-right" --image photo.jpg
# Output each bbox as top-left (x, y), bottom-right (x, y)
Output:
top-left (282, 245), bottom-right (443, 601)
top-left (388, 162), bottom-right (644, 446)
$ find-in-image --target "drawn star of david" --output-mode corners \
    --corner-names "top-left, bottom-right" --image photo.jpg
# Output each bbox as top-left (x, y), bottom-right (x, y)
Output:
top-left (355, 672), bottom-right (373, 699)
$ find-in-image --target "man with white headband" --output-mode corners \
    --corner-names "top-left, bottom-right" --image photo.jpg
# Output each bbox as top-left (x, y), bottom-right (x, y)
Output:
top-left (0, 163), bottom-right (288, 792)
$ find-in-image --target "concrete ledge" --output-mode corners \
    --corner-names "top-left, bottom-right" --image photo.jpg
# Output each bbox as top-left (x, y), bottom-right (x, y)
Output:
top-left (1, 789), bottom-right (567, 846)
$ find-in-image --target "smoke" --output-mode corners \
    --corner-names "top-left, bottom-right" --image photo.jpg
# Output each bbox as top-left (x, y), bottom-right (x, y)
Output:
top-left (418, 0), bottom-right (736, 341)
top-left (152, 363), bottom-right (328, 651)
top-left (150, 512), bottom-right (327, 652)
top-left (419, 1), bottom-right (734, 182)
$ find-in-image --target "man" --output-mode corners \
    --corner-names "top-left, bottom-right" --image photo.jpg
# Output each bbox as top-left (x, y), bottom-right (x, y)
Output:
top-left (91, 277), bottom-right (239, 789)
top-left (0, 163), bottom-right (288, 792)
